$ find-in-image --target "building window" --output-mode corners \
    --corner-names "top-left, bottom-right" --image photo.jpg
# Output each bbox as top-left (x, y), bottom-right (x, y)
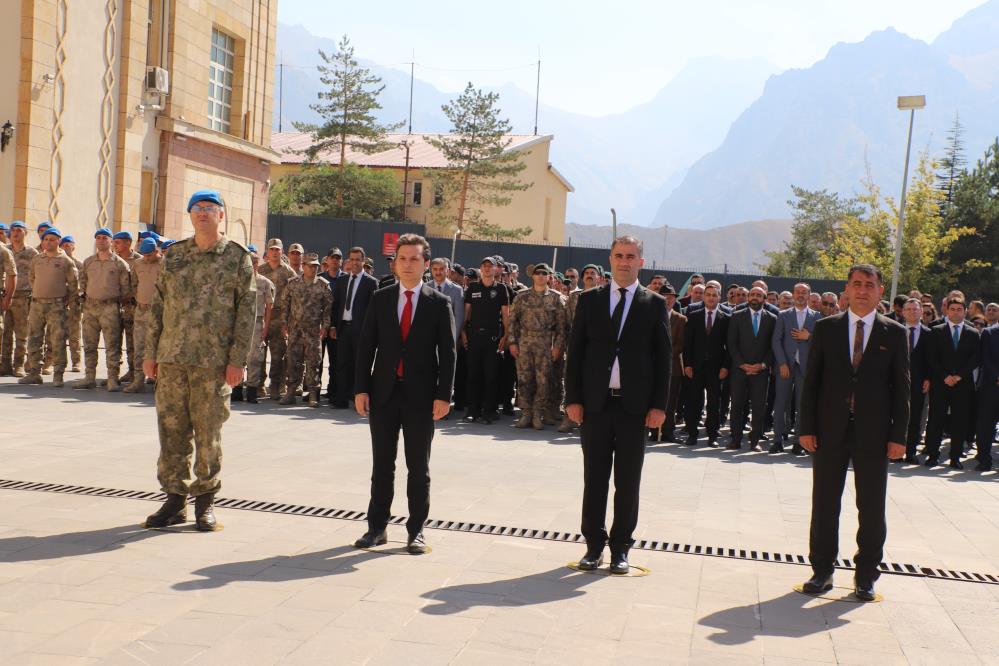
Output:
top-left (412, 181), bottom-right (422, 206)
top-left (208, 29), bottom-right (235, 133)
top-left (433, 183), bottom-right (444, 207)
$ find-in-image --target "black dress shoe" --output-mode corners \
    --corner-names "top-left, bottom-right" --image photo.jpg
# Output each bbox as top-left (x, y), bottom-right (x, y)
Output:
top-left (949, 460), bottom-right (964, 470)
top-left (245, 386), bottom-right (258, 404)
top-left (609, 551), bottom-right (630, 575)
top-left (463, 412), bottom-right (477, 423)
top-left (707, 438), bottom-right (719, 448)
top-left (353, 530), bottom-right (388, 548)
top-left (801, 573), bottom-right (834, 594)
top-left (577, 546), bottom-right (604, 571)
top-left (924, 457), bottom-right (939, 467)
top-left (684, 433), bottom-right (698, 446)
top-left (904, 455), bottom-right (918, 464)
top-left (791, 444), bottom-right (806, 456)
top-left (231, 386), bottom-right (244, 402)
top-left (768, 442), bottom-right (784, 454)
top-left (726, 441), bottom-right (741, 450)
top-left (663, 432), bottom-right (677, 443)
top-left (407, 532), bottom-right (429, 554)
top-left (975, 462), bottom-right (992, 472)
top-left (502, 405), bottom-right (515, 416)
top-left (853, 579), bottom-right (876, 602)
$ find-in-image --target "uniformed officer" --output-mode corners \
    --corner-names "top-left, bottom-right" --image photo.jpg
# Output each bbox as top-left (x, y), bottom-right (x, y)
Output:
top-left (0, 237), bottom-right (16, 361)
top-left (143, 189), bottom-right (255, 531)
top-left (113, 231), bottom-right (142, 385)
top-left (462, 256), bottom-right (511, 424)
top-left (59, 236), bottom-right (84, 372)
top-left (280, 252), bottom-right (331, 406)
top-left (19, 227), bottom-right (78, 386)
top-left (257, 238), bottom-right (297, 398)
top-left (508, 263), bottom-right (567, 429)
top-left (123, 238), bottom-right (163, 393)
top-left (242, 252), bottom-right (274, 404)
top-left (0, 221), bottom-right (38, 376)
top-left (558, 263), bottom-right (600, 432)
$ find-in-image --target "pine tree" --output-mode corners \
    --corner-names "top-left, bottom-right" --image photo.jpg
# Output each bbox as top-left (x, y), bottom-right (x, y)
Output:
top-left (426, 83), bottom-right (532, 241)
top-left (936, 113), bottom-right (966, 216)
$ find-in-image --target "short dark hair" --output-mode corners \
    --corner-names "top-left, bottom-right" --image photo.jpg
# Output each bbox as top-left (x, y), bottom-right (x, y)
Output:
top-left (348, 246), bottom-right (366, 259)
top-left (395, 233), bottom-right (431, 260)
top-left (946, 296), bottom-right (966, 309)
top-left (893, 295), bottom-right (908, 307)
top-left (847, 263), bottom-right (882, 284)
top-left (610, 235), bottom-right (644, 257)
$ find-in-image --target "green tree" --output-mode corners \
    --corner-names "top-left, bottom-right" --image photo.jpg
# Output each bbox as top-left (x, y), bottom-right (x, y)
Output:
top-left (426, 83), bottom-right (532, 241)
top-left (268, 164), bottom-right (402, 220)
top-left (816, 174), bottom-right (893, 279)
top-left (936, 112), bottom-right (965, 217)
top-left (294, 35), bottom-right (403, 207)
top-left (757, 186), bottom-right (861, 277)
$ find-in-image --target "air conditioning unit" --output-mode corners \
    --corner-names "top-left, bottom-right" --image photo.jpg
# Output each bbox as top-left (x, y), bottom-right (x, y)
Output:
top-left (145, 67), bottom-right (169, 95)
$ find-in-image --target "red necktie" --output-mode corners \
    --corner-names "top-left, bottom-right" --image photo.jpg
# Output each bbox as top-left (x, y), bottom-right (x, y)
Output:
top-left (397, 290), bottom-right (414, 378)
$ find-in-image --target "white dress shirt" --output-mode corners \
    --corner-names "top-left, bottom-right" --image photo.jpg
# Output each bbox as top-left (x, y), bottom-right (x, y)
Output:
top-left (397, 282), bottom-right (421, 325)
top-left (609, 279), bottom-right (639, 389)
top-left (906, 323), bottom-right (921, 349)
top-left (847, 308), bottom-right (877, 357)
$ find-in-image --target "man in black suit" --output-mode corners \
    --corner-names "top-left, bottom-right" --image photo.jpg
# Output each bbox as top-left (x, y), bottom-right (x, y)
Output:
top-left (727, 286), bottom-right (777, 450)
top-left (330, 247), bottom-right (379, 408)
top-left (922, 296), bottom-right (981, 469)
top-left (352, 234), bottom-right (456, 554)
top-left (976, 323), bottom-right (999, 471)
top-left (799, 264), bottom-right (909, 602)
top-left (899, 297), bottom-right (931, 463)
top-left (683, 283), bottom-right (730, 446)
top-left (565, 235), bottom-right (670, 575)
top-left (319, 247), bottom-right (345, 403)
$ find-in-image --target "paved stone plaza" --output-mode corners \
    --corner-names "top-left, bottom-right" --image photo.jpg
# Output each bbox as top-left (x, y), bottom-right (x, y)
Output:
top-left (2, 372), bottom-right (999, 665)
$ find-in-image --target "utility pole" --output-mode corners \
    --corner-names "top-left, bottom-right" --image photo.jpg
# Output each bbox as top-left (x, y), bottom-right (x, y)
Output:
top-left (533, 53), bottom-right (541, 136)
top-left (407, 53), bottom-right (415, 135)
top-left (278, 53), bottom-right (283, 132)
top-left (610, 208), bottom-right (617, 242)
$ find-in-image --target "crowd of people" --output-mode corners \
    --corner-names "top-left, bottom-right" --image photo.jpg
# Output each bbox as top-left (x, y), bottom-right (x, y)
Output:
top-left (2, 218), bottom-right (997, 473)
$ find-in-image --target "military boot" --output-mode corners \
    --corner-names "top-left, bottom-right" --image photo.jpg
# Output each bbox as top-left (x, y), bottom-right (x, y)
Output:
top-left (73, 371), bottom-right (97, 389)
top-left (107, 375), bottom-right (122, 392)
top-left (18, 372), bottom-right (42, 385)
top-left (515, 411), bottom-right (533, 428)
top-left (12, 366), bottom-right (25, 378)
top-left (0, 364), bottom-right (11, 376)
top-left (532, 412), bottom-right (545, 430)
top-left (118, 370), bottom-right (133, 385)
top-left (41, 365), bottom-right (52, 376)
top-left (543, 407), bottom-right (559, 425)
top-left (279, 391), bottom-right (296, 405)
top-left (308, 390), bottom-right (320, 407)
top-left (70, 362), bottom-right (81, 373)
top-left (558, 414), bottom-right (576, 433)
top-left (246, 387), bottom-right (259, 404)
top-left (231, 385), bottom-right (244, 402)
top-left (144, 494), bottom-right (187, 528)
top-left (195, 494), bottom-right (218, 531)
top-left (123, 372), bottom-right (146, 393)
top-left (52, 372), bottom-right (64, 388)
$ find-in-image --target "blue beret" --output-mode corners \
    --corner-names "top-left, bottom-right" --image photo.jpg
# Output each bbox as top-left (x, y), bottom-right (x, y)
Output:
top-left (138, 238), bottom-right (158, 255)
top-left (59, 235), bottom-right (75, 245)
top-left (0, 223), bottom-right (8, 231)
top-left (42, 227), bottom-right (61, 239)
top-left (37, 221), bottom-right (52, 232)
top-left (94, 227), bottom-right (112, 238)
top-left (138, 230), bottom-right (162, 242)
top-left (161, 239), bottom-right (177, 250)
top-left (187, 189), bottom-right (224, 211)
top-left (10, 220), bottom-right (26, 230)
top-left (113, 231), bottom-right (133, 241)
top-left (247, 243), bottom-right (258, 253)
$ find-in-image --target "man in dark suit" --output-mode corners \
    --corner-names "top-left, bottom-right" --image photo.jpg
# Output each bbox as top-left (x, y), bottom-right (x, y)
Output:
top-left (727, 286), bottom-right (776, 450)
top-left (352, 234), bottom-right (456, 553)
top-left (683, 283), bottom-right (730, 446)
top-left (771, 283), bottom-right (821, 454)
top-left (922, 296), bottom-right (981, 469)
top-left (330, 247), bottom-right (378, 408)
top-left (654, 284), bottom-right (685, 442)
top-left (319, 247), bottom-right (345, 403)
top-left (976, 323), bottom-right (999, 471)
top-left (899, 297), bottom-right (931, 463)
top-left (799, 264), bottom-right (909, 602)
top-left (565, 236), bottom-right (671, 575)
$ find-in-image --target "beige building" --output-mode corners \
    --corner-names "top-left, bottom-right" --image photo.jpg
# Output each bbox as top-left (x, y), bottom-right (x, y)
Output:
top-left (270, 132), bottom-right (574, 243)
top-left (0, 0), bottom-right (278, 249)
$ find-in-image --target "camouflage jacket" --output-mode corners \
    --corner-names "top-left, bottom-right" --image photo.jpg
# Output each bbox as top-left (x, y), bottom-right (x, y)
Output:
top-left (508, 288), bottom-right (567, 349)
top-left (567, 288), bottom-right (584, 328)
top-left (0, 244), bottom-right (16, 292)
top-left (257, 261), bottom-right (297, 321)
top-left (145, 236), bottom-right (256, 368)
top-left (10, 245), bottom-right (38, 292)
top-left (281, 274), bottom-right (331, 331)
top-left (29, 250), bottom-right (79, 299)
top-left (80, 253), bottom-right (131, 301)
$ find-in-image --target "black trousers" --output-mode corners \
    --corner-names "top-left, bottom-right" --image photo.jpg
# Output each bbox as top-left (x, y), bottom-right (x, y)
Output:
top-left (334, 321), bottom-right (359, 404)
top-left (923, 382), bottom-right (974, 463)
top-left (905, 387), bottom-right (927, 459)
top-left (664, 372), bottom-right (683, 433)
top-left (498, 349), bottom-right (517, 411)
top-left (366, 381), bottom-right (434, 535)
top-left (976, 382), bottom-right (999, 467)
top-left (719, 375), bottom-right (731, 425)
top-left (809, 418), bottom-right (888, 582)
top-left (729, 369), bottom-right (770, 442)
top-left (324, 337), bottom-right (337, 397)
top-left (452, 345), bottom-right (467, 410)
top-left (465, 329), bottom-right (500, 417)
top-left (580, 396), bottom-right (646, 550)
top-left (685, 364), bottom-right (723, 439)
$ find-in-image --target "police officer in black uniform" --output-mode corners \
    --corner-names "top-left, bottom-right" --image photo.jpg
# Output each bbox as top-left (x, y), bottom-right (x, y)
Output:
top-left (462, 257), bottom-right (510, 424)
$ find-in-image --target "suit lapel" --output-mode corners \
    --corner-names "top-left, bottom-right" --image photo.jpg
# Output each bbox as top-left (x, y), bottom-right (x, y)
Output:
top-left (596, 285), bottom-right (613, 337)
top-left (619, 286), bottom-right (644, 340)
top-left (408, 284), bottom-right (434, 336)
top-left (858, 315), bottom-right (886, 372)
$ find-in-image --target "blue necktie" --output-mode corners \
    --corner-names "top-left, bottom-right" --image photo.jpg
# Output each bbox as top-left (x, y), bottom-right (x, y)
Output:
top-left (752, 311), bottom-right (759, 336)
top-left (952, 325), bottom-right (960, 350)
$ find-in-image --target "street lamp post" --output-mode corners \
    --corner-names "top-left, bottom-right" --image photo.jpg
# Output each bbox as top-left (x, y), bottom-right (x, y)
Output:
top-left (890, 95), bottom-right (926, 302)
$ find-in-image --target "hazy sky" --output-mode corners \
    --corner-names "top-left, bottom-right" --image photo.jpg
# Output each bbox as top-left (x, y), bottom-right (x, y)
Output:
top-left (278, 0), bottom-right (986, 116)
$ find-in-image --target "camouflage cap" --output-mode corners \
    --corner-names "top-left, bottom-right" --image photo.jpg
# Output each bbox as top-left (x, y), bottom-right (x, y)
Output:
top-left (288, 243), bottom-right (304, 254)
top-left (304, 252), bottom-right (321, 266)
top-left (532, 263), bottom-right (552, 275)
top-left (266, 238), bottom-right (283, 250)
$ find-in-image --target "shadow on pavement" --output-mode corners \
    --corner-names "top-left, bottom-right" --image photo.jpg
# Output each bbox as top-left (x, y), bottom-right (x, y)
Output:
top-left (418, 566), bottom-right (602, 615)
top-left (0, 524), bottom-right (169, 561)
top-left (698, 590), bottom-right (865, 644)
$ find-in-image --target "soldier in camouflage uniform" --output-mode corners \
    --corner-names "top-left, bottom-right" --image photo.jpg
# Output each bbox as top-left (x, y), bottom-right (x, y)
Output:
top-left (557, 264), bottom-right (600, 432)
top-left (0, 239), bottom-right (16, 365)
top-left (1, 222), bottom-right (37, 377)
top-left (242, 252), bottom-right (274, 403)
top-left (123, 238), bottom-right (163, 393)
top-left (257, 238), bottom-right (296, 398)
top-left (280, 253), bottom-right (331, 407)
top-left (113, 231), bottom-right (142, 384)
top-left (143, 189), bottom-right (255, 532)
top-left (18, 228), bottom-right (78, 387)
top-left (73, 228), bottom-right (131, 390)
top-left (59, 236), bottom-right (84, 372)
top-left (507, 263), bottom-right (567, 430)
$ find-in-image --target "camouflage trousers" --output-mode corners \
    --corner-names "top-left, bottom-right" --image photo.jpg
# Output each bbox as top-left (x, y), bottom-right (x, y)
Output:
top-left (245, 317), bottom-right (266, 387)
top-left (66, 298), bottom-right (82, 366)
top-left (285, 326), bottom-right (323, 391)
top-left (515, 336), bottom-right (554, 415)
top-left (264, 316), bottom-right (287, 393)
top-left (132, 307), bottom-right (150, 374)
top-left (82, 301), bottom-right (122, 375)
top-left (549, 354), bottom-right (565, 414)
top-left (26, 300), bottom-right (68, 374)
top-left (155, 363), bottom-right (230, 497)
top-left (1, 295), bottom-right (31, 371)
top-left (118, 303), bottom-right (136, 374)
